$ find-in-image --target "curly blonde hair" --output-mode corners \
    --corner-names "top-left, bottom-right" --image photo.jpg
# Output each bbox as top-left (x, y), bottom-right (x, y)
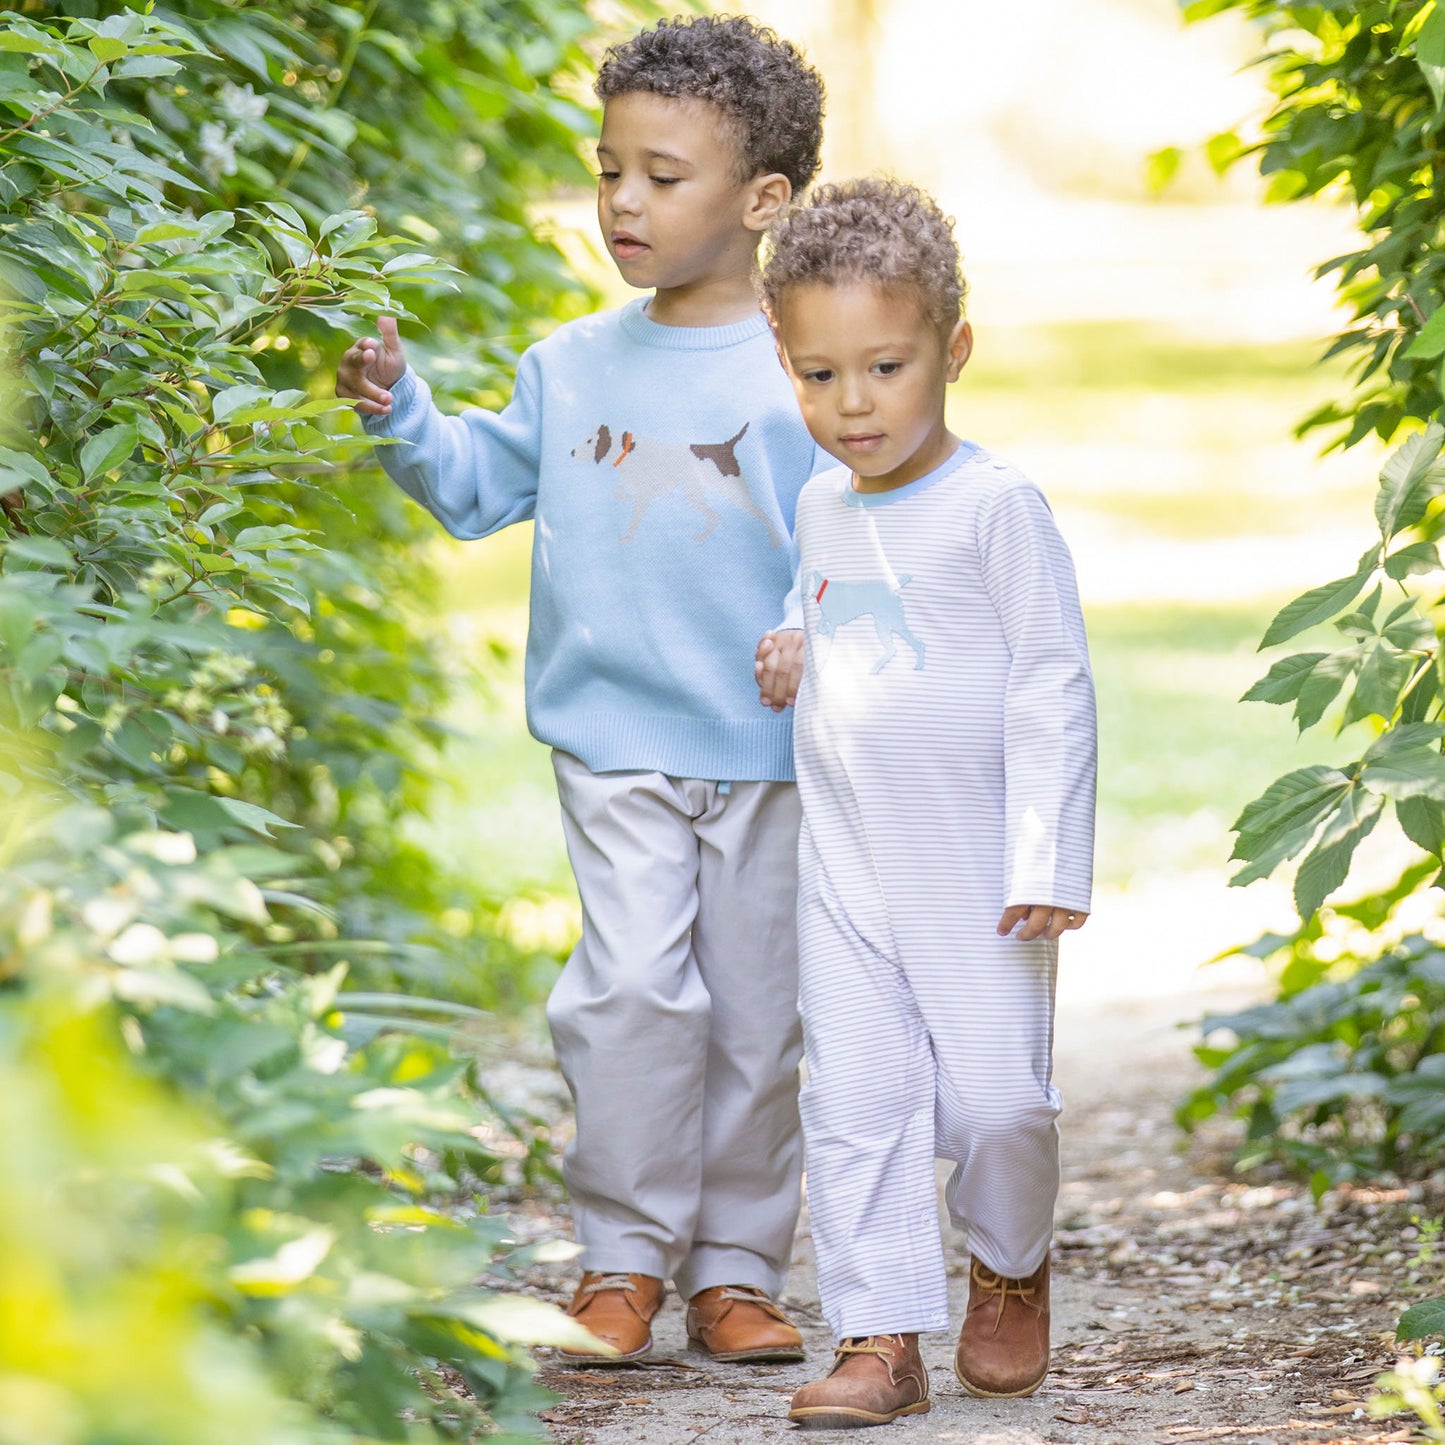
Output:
top-left (762, 177), bottom-right (967, 329)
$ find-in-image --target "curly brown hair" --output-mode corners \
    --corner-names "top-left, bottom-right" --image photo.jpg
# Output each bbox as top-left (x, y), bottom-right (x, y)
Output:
top-left (595, 15), bottom-right (824, 193)
top-left (762, 178), bottom-right (968, 330)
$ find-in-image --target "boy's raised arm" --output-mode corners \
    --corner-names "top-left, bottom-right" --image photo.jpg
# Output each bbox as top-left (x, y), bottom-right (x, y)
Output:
top-left (336, 316), bottom-right (542, 542)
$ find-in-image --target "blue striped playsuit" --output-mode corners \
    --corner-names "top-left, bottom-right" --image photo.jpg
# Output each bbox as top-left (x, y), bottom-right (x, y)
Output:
top-left (792, 444), bottom-right (1096, 1338)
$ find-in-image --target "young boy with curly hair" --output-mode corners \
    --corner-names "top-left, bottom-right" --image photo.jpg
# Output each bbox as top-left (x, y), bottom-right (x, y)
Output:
top-left (755, 179), bottom-right (1097, 1425)
top-left (335, 16), bottom-right (826, 1365)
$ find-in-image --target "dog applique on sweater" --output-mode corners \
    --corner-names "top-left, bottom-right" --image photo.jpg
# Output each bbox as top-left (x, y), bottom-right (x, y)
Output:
top-left (573, 422), bottom-right (783, 547)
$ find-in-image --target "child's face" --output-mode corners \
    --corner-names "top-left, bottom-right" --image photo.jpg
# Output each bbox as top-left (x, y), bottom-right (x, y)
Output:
top-left (596, 93), bottom-right (773, 299)
top-left (774, 281), bottom-right (971, 492)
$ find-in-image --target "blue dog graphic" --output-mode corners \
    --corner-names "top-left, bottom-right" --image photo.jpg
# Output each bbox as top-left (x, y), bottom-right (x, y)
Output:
top-left (804, 569), bottom-right (925, 674)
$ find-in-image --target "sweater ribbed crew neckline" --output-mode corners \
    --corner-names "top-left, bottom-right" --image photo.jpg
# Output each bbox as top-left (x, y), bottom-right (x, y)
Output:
top-left (619, 296), bottom-right (771, 351)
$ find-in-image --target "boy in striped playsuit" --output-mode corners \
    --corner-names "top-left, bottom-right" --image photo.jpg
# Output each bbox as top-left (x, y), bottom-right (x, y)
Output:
top-left (754, 179), bottom-right (1097, 1427)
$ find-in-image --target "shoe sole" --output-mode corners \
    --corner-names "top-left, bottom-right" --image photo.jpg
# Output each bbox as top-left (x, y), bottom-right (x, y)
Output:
top-left (954, 1352), bottom-right (1049, 1399)
top-left (687, 1342), bottom-right (806, 1364)
top-left (557, 1341), bottom-right (654, 1368)
top-left (788, 1402), bottom-right (931, 1428)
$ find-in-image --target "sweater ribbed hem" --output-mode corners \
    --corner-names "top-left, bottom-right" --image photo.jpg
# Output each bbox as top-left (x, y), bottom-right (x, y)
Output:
top-left (617, 297), bottom-right (771, 352)
top-left (538, 712), bottom-right (796, 782)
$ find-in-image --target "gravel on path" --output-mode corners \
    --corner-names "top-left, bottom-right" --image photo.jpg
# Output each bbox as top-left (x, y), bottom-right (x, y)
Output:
top-left (507, 986), bottom-right (1437, 1445)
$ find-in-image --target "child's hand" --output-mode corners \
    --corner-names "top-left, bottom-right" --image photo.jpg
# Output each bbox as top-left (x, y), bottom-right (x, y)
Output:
top-left (336, 315), bottom-right (407, 417)
top-left (755, 628), bottom-right (804, 711)
top-left (997, 905), bottom-right (1088, 941)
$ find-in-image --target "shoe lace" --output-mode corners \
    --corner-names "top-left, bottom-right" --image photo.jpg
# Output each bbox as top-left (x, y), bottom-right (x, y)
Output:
top-left (970, 1261), bottom-right (1042, 1334)
top-left (582, 1273), bottom-right (638, 1296)
top-left (836, 1335), bottom-right (901, 1361)
top-left (834, 1336), bottom-right (913, 1387)
top-left (715, 1285), bottom-right (767, 1303)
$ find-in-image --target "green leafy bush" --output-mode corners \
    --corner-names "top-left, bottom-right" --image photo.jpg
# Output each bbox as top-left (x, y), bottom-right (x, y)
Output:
top-left (1183, 0), bottom-right (1445, 449)
top-left (1181, 862), bottom-right (1445, 1192)
top-left (2, 795), bottom-right (599, 1444)
top-left (1179, 0), bottom-right (1445, 1186)
top-left (0, 1), bottom-right (637, 1436)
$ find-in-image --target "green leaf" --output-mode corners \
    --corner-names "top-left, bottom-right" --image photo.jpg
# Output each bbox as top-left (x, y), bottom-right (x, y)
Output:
top-left (3, 536), bottom-right (73, 568)
top-left (79, 424), bottom-right (138, 480)
top-left (0, 592), bottom-right (36, 654)
top-left (1376, 421), bottom-right (1445, 537)
top-left (1344, 640), bottom-right (1414, 725)
top-left (228, 1228), bottom-right (335, 1296)
top-left (1295, 648), bottom-right (1364, 732)
top-left (1204, 130), bottom-right (1244, 175)
top-left (1398, 795), bottom-right (1445, 856)
top-left (1293, 787), bottom-right (1385, 920)
top-left (1418, 1), bottom-right (1445, 111)
top-left (133, 218), bottom-right (212, 244)
top-left (1382, 603), bottom-right (1436, 651)
top-left (1397, 1297), bottom-right (1445, 1342)
top-left (1260, 550), bottom-right (1381, 648)
top-left (1384, 540), bottom-right (1441, 579)
top-left (160, 791), bottom-right (299, 839)
top-left (211, 385), bottom-right (270, 423)
top-left (1144, 146), bottom-right (1183, 195)
top-left (0, 447), bottom-right (50, 488)
top-left (88, 36), bottom-right (130, 64)
top-left (16, 631), bottom-right (63, 684)
top-left (203, 17), bottom-right (271, 81)
top-left (1231, 766), bottom-right (1353, 888)
top-left (111, 966), bottom-right (218, 1013)
top-left (1235, 765), bottom-right (1353, 846)
top-left (1242, 652), bottom-right (1325, 705)
top-left (0, 27), bottom-right (65, 57)
top-left (1406, 307), bottom-right (1445, 360)
top-left (1360, 749), bottom-right (1445, 802)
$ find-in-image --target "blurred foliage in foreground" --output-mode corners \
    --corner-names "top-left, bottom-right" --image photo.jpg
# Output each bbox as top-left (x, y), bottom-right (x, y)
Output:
top-left (1175, 0), bottom-right (1445, 1191)
top-left (0, 1), bottom-right (638, 1437)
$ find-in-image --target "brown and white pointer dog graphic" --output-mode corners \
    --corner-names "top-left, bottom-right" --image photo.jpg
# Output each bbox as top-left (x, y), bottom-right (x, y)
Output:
top-left (571, 422), bottom-right (782, 547)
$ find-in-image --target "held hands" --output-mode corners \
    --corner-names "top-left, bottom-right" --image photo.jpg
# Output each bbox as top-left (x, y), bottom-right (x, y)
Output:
top-left (755, 628), bottom-right (804, 711)
top-left (336, 314), bottom-right (407, 417)
top-left (997, 905), bottom-right (1089, 942)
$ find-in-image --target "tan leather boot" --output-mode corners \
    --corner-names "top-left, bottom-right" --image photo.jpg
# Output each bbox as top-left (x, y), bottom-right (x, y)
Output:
top-left (954, 1255), bottom-right (1050, 1398)
top-left (788, 1334), bottom-right (930, 1428)
top-left (558, 1272), bottom-right (664, 1365)
top-left (686, 1284), bottom-right (805, 1362)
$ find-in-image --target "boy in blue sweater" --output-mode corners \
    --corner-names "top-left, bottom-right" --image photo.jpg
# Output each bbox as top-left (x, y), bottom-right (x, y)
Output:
top-left (335, 16), bottom-right (825, 1366)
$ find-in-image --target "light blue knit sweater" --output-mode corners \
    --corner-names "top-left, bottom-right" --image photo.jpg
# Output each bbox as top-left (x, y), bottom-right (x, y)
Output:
top-left (364, 299), bottom-right (819, 781)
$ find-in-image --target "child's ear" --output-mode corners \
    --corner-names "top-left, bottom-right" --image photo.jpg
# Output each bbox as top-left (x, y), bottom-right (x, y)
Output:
top-left (946, 318), bottom-right (973, 382)
top-left (744, 171), bottom-right (792, 232)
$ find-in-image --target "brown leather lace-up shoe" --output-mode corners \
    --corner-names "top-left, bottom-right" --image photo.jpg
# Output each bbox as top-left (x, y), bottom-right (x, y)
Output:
top-left (955, 1255), bottom-right (1050, 1398)
top-left (558, 1272), bottom-right (664, 1365)
top-left (788, 1333), bottom-right (931, 1429)
top-left (686, 1284), bottom-right (805, 1362)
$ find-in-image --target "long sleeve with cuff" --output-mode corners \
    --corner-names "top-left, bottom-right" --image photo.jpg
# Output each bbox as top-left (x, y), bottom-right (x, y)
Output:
top-left (977, 476), bottom-right (1096, 913)
top-left (364, 300), bottom-right (825, 782)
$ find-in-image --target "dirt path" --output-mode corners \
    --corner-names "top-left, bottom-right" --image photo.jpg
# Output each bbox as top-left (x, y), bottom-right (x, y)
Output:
top-left (508, 984), bottom-right (1435, 1444)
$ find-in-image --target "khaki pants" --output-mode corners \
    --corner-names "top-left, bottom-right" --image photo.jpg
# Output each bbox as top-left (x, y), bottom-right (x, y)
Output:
top-left (546, 751), bottom-right (803, 1299)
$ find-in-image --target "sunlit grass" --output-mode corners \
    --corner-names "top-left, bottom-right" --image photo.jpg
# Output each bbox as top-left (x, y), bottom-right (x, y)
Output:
top-left (969, 320), bottom-right (1333, 393)
top-left (1090, 600), bottom-right (1347, 886)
